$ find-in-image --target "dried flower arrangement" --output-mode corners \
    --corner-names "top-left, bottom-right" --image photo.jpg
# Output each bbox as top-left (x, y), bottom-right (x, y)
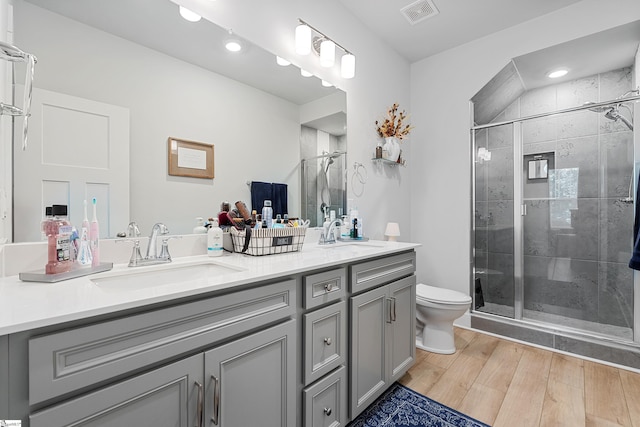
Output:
top-left (375, 103), bottom-right (414, 140)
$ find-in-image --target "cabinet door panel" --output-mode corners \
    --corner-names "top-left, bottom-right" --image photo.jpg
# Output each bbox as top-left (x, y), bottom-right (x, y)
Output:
top-left (388, 276), bottom-right (416, 381)
top-left (349, 285), bottom-right (388, 418)
top-left (204, 320), bottom-right (296, 427)
top-left (29, 354), bottom-right (201, 427)
top-left (304, 301), bottom-right (346, 385)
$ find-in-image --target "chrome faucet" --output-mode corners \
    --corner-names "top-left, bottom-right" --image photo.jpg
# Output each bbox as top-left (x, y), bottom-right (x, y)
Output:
top-left (146, 222), bottom-right (169, 260)
top-left (118, 222), bottom-right (180, 267)
top-left (318, 218), bottom-right (342, 245)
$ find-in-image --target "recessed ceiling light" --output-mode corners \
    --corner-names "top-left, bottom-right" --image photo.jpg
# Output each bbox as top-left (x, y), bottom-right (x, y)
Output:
top-left (548, 69), bottom-right (568, 79)
top-left (179, 6), bottom-right (201, 22)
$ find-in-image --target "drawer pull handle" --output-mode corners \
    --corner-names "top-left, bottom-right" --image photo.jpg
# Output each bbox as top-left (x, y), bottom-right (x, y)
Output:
top-left (324, 337), bottom-right (332, 346)
top-left (391, 296), bottom-right (397, 322)
top-left (324, 283), bottom-right (334, 292)
top-left (324, 407), bottom-right (332, 416)
top-left (195, 381), bottom-right (203, 427)
top-left (211, 375), bottom-right (220, 425)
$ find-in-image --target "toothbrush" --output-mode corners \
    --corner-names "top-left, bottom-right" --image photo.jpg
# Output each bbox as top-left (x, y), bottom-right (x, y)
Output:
top-left (77, 200), bottom-right (93, 266)
top-left (90, 197), bottom-right (100, 267)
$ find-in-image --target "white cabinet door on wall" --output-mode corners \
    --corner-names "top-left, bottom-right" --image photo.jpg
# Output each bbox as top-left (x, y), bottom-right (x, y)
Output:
top-left (13, 87), bottom-right (129, 241)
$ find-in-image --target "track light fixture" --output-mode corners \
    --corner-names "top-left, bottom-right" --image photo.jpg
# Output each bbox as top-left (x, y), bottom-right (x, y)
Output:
top-left (294, 18), bottom-right (355, 79)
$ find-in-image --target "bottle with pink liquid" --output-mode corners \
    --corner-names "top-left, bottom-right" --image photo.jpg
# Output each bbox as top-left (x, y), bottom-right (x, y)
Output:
top-left (45, 204), bottom-right (73, 274)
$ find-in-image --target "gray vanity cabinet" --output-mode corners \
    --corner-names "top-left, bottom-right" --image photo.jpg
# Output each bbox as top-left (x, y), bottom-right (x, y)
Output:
top-left (348, 252), bottom-right (416, 419)
top-left (204, 319), bottom-right (296, 427)
top-left (29, 320), bottom-right (296, 427)
top-left (29, 353), bottom-right (202, 427)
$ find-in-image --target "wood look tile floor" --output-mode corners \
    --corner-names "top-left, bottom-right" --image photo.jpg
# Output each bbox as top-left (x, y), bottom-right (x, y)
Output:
top-left (399, 327), bottom-right (640, 427)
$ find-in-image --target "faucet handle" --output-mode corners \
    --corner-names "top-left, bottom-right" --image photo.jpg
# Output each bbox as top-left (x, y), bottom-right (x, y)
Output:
top-left (116, 238), bottom-right (144, 267)
top-left (159, 235), bottom-right (182, 261)
top-left (127, 221), bottom-right (141, 237)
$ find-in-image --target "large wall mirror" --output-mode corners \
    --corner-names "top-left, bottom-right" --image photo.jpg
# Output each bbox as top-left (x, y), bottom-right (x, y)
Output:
top-left (9, 0), bottom-right (346, 242)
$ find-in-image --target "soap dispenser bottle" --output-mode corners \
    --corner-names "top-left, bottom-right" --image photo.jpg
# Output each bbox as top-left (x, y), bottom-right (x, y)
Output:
top-left (207, 218), bottom-right (223, 257)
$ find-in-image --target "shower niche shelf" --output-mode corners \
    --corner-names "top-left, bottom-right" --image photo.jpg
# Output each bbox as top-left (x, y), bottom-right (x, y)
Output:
top-left (371, 158), bottom-right (404, 166)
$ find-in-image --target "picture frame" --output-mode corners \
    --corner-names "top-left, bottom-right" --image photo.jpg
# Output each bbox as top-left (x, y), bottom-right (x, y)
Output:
top-left (167, 137), bottom-right (214, 179)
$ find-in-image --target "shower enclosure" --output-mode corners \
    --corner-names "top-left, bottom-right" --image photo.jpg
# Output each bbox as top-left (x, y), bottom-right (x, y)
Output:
top-left (471, 64), bottom-right (640, 367)
top-left (300, 150), bottom-right (347, 227)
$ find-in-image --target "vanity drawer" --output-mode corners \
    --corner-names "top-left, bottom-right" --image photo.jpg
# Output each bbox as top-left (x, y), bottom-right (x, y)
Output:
top-left (29, 279), bottom-right (296, 405)
top-left (350, 251), bottom-right (416, 294)
top-left (303, 366), bottom-right (347, 427)
top-left (304, 267), bottom-right (346, 309)
top-left (304, 301), bottom-right (346, 385)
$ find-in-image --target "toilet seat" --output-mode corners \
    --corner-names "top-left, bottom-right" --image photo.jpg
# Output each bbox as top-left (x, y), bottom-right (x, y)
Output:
top-left (416, 284), bottom-right (472, 305)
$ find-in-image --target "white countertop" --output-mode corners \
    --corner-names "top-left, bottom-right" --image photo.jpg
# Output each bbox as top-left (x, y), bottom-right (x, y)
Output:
top-left (0, 240), bottom-right (419, 336)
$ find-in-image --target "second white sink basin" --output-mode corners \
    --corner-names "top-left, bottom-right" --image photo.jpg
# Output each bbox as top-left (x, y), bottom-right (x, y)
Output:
top-left (91, 260), bottom-right (246, 290)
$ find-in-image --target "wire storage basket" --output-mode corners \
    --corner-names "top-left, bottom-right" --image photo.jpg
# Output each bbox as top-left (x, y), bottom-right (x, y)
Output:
top-left (230, 226), bottom-right (307, 256)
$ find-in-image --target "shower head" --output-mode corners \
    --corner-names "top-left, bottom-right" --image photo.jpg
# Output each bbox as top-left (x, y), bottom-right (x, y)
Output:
top-left (604, 107), bottom-right (634, 131)
top-left (584, 101), bottom-right (634, 131)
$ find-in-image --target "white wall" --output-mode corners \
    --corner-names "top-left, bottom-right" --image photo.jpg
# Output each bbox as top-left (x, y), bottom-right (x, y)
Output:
top-left (0, 0), bottom-right (12, 243)
top-left (178, 0), bottom-right (413, 241)
top-left (13, 1), bottom-right (301, 236)
top-left (410, 0), bottom-right (640, 294)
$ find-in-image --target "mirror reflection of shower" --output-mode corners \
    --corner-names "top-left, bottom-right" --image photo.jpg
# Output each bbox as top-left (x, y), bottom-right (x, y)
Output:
top-left (301, 150), bottom-right (347, 227)
top-left (584, 89), bottom-right (638, 131)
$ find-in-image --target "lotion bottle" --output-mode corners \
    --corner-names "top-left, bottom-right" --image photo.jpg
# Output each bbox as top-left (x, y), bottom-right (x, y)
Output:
top-left (207, 218), bottom-right (223, 257)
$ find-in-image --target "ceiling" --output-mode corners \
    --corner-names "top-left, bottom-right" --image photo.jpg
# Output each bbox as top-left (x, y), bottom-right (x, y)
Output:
top-left (336, 0), bottom-right (583, 62)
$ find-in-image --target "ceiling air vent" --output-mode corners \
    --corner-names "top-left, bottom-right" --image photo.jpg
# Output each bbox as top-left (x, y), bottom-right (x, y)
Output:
top-left (400, 0), bottom-right (439, 25)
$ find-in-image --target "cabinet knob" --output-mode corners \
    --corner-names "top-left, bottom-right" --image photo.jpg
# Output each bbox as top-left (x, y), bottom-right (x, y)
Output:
top-left (324, 407), bottom-right (332, 416)
top-left (324, 337), bottom-right (332, 346)
top-left (324, 283), bottom-right (334, 292)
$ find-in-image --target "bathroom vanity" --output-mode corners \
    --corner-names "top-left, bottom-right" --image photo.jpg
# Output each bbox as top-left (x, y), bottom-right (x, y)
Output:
top-left (0, 240), bottom-right (418, 426)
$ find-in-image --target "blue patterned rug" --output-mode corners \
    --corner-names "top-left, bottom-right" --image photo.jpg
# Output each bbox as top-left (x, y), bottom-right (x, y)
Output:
top-left (348, 383), bottom-right (490, 427)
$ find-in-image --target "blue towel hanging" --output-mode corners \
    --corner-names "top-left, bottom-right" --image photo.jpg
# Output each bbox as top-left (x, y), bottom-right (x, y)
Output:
top-left (250, 181), bottom-right (272, 213)
top-left (271, 183), bottom-right (288, 217)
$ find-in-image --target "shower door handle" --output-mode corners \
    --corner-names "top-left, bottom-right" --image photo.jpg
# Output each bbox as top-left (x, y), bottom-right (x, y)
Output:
top-left (521, 204), bottom-right (527, 216)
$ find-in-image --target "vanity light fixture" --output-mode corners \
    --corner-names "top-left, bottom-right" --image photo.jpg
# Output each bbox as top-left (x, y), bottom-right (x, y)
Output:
top-left (300, 69), bottom-right (313, 77)
top-left (224, 30), bottom-right (243, 52)
top-left (179, 6), bottom-right (201, 22)
top-left (296, 18), bottom-right (356, 79)
top-left (341, 53), bottom-right (355, 79)
top-left (276, 56), bottom-right (291, 66)
top-left (319, 39), bottom-right (335, 67)
top-left (295, 23), bottom-right (312, 55)
top-left (321, 80), bottom-right (332, 87)
top-left (548, 68), bottom-right (568, 79)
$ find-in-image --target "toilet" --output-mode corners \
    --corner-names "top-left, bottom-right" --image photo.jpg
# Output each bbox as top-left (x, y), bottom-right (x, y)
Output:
top-left (415, 283), bottom-right (472, 354)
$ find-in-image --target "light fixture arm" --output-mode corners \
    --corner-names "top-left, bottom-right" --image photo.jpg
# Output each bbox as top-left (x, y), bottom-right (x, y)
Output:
top-left (297, 18), bottom-right (352, 56)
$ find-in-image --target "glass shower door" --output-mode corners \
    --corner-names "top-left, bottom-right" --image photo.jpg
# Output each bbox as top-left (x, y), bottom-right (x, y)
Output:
top-left (473, 123), bottom-right (516, 318)
top-left (520, 110), bottom-right (635, 340)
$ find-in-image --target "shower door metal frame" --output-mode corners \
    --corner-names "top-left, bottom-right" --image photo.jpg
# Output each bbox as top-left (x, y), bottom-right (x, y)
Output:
top-left (471, 94), bottom-right (640, 343)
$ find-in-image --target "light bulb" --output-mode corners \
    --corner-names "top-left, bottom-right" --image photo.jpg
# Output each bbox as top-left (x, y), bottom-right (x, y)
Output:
top-left (276, 56), bottom-right (291, 66)
top-left (295, 24), bottom-right (311, 55)
top-left (320, 39), bottom-right (335, 67)
top-left (225, 39), bottom-right (242, 52)
top-left (179, 6), bottom-right (201, 22)
top-left (341, 53), bottom-right (355, 79)
top-left (321, 80), bottom-right (332, 87)
top-left (300, 69), bottom-right (313, 77)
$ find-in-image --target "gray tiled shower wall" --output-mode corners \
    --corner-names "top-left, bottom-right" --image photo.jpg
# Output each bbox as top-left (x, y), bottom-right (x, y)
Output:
top-left (475, 67), bottom-right (634, 330)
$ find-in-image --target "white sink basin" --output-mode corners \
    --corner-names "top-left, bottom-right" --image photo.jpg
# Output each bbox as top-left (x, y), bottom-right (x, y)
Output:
top-left (91, 260), bottom-right (246, 289)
